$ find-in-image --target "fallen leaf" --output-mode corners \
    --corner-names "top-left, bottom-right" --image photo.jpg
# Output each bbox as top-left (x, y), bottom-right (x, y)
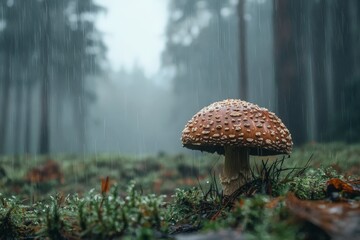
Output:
top-left (326, 178), bottom-right (360, 199)
top-left (26, 159), bottom-right (64, 184)
top-left (286, 192), bottom-right (360, 239)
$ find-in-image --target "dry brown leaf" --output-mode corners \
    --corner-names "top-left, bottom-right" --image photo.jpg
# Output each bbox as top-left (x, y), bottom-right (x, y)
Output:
top-left (286, 192), bottom-right (360, 239)
top-left (25, 159), bottom-right (64, 184)
top-left (327, 178), bottom-right (360, 196)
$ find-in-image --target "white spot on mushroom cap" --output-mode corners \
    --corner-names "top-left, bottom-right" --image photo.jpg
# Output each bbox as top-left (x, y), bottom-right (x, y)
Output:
top-left (230, 111), bottom-right (241, 117)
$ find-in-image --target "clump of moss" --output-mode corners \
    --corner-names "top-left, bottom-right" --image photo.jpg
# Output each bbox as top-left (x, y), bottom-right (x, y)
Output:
top-left (202, 195), bottom-right (300, 240)
top-left (0, 207), bottom-right (21, 239)
top-left (287, 166), bottom-right (343, 200)
top-left (166, 188), bottom-right (202, 222)
top-left (74, 181), bottom-right (168, 239)
top-left (0, 194), bottom-right (33, 239)
top-left (166, 187), bottom-right (217, 234)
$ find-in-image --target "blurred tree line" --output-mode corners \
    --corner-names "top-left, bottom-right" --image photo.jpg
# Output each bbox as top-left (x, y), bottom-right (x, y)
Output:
top-left (162, 0), bottom-right (240, 144)
top-left (274, 0), bottom-right (360, 144)
top-left (164, 0), bottom-right (360, 145)
top-left (0, 0), bottom-right (104, 154)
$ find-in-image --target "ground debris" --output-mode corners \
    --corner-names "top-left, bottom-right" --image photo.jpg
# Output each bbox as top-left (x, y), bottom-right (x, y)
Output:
top-left (326, 178), bottom-right (360, 199)
top-left (265, 196), bottom-right (284, 208)
top-left (25, 159), bottom-right (64, 184)
top-left (285, 192), bottom-right (360, 240)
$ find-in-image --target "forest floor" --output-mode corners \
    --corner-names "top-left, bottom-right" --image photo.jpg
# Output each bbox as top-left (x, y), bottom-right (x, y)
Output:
top-left (0, 142), bottom-right (359, 239)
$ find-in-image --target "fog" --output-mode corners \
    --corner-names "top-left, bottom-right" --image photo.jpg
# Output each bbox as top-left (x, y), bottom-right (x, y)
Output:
top-left (88, 66), bottom-right (176, 154)
top-left (0, 0), bottom-right (359, 155)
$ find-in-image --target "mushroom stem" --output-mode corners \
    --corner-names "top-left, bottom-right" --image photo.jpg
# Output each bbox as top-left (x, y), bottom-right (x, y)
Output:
top-left (220, 146), bottom-right (250, 196)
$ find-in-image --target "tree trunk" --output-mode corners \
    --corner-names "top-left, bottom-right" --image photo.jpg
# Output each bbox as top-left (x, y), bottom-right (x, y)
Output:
top-left (332, 0), bottom-right (353, 141)
top-left (73, 72), bottom-right (86, 154)
top-left (303, 0), bottom-right (316, 142)
top-left (74, 7), bottom-right (86, 154)
top-left (0, 50), bottom-right (11, 154)
top-left (312, 0), bottom-right (328, 141)
top-left (348, 0), bottom-right (360, 78)
top-left (238, 0), bottom-right (248, 100)
top-left (13, 78), bottom-right (24, 154)
top-left (273, 0), bottom-right (307, 144)
top-left (24, 81), bottom-right (32, 154)
top-left (38, 0), bottom-right (51, 154)
top-left (324, 0), bottom-right (335, 137)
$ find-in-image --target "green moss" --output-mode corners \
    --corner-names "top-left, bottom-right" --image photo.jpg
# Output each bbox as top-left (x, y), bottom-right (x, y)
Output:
top-left (202, 195), bottom-right (300, 239)
top-left (72, 182), bottom-right (168, 239)
top-left (286, 166), bottom-right (343, 200)
top-left (166, 187), bottom-right (204, 226)
top-left (0, 183), bottom-right (170, 239)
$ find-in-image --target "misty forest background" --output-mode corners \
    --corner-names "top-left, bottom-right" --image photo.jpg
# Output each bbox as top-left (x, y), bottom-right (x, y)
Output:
top-left (0, 0), bottom-right (359, 156)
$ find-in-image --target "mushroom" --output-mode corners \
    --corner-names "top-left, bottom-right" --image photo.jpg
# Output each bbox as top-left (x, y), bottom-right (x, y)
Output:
top-left (181, 99), bottom-right (293, 196)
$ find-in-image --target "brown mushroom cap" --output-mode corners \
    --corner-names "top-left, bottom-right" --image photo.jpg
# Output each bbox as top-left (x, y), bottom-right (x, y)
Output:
top-left (181, 99), bottom-right (293, 155)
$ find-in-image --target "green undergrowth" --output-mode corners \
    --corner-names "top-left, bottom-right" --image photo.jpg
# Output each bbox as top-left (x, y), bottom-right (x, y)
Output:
top-left (0, 182), bottom-right (169, 239)
top-left (0, 142), bottom-right (359, 239)
top-left (0, 170), bottom-right (339, 240)
top-left (202, 195), bottom-right (299, 240)
top-left (0, 184), bottom-right (301, 239)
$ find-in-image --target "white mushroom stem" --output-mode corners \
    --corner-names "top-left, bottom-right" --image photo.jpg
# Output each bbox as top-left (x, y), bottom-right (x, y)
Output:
top-left (220, 146), bottom-right (250, 196)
